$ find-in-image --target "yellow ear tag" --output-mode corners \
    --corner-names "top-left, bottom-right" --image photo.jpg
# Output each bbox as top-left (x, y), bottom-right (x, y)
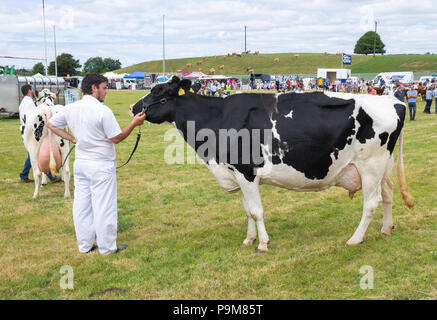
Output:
top-left (189, 88), bottom-right (194, 93)
top-left (178, 88), bottom-right (185, 96)
top-left (53, 94), bottom-right (57, 99)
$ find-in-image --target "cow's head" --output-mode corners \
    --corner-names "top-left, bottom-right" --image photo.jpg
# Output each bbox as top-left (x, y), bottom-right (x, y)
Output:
top-left (36, 89), bottom-right (56, 106)
top-left (131, 76), bottom-right (192, 124)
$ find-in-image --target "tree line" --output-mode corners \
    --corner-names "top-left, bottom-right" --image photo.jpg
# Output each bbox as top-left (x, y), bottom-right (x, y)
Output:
top-left (22, 53), bottom-right (122, 76)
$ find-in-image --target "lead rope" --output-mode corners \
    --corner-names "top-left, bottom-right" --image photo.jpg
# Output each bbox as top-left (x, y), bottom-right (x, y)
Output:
top-left (60, 126), bottom-right (142, 170)
top-left (116, 126), bottom-right (141, 169)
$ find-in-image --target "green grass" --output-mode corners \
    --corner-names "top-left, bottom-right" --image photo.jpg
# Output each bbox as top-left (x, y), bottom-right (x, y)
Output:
top-left (116, 53), bottom-right (437, 75)
top-left (1, 90), bottom-right (437, 299)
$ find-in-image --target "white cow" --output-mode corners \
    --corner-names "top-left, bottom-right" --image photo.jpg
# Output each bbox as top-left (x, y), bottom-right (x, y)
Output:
top-left (21, 89), bottom-right (71, 198)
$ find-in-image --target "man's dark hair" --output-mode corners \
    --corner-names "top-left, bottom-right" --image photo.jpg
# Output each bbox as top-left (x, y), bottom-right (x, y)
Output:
top-left (81, 73), bottom-right (108, 95)
top-left (21, 84), bottom-right (33, 96)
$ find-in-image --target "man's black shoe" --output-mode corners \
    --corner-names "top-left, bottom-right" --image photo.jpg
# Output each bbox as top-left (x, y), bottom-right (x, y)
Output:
top-left (115, 244), bottom-right (128, 253)
top-left (85, 244), bottom-right (98, 253)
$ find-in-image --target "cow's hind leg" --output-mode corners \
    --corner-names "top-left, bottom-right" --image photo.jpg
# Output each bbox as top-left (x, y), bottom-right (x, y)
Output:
top-left (28, 145), bottom-right (42, 199)
top-left (241, 194), bottom-right (257, 246)
top-left (347, 156), bottom-right (388, 245)
top-left (381, 156), bottom-right (394, 236)
top-left (41, 173), bottom-right (48, 185)
top-left (236, 174), bottom-right (269, 252)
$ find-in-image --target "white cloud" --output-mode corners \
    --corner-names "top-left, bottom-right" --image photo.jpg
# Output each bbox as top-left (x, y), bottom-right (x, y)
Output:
top-left (1, 0), bottom-right (437, 70)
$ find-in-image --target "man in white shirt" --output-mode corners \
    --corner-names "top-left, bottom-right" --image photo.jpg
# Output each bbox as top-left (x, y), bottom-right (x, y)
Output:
top-left (19, 85), bottom-right (61, 183)
top-left (47, 73), bottom-right (146, 255)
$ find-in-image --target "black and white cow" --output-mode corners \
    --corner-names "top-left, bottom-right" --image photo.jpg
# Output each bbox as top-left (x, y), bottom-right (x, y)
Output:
top-left (21, 89), bottom-right (71, 198)
top-left (132, 76), bottom-right (414, 252)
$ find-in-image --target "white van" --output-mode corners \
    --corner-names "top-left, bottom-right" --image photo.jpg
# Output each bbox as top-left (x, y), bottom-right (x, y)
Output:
top-left (373, 72), bottom-right (414, 87)
top-left (418, 76), bottom-right (434, 84)
top-left (123, 78), bottom-right (136, 89)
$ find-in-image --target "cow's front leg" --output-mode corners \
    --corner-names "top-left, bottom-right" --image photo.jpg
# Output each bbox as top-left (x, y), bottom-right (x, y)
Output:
top-left (241, 194), bottom-right (257, 246)
top-left (236, 174), bottom-right (269, 252)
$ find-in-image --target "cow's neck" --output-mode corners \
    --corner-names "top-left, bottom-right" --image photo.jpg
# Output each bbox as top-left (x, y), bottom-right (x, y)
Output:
top-left (173, 95), bottom-right (224, 144)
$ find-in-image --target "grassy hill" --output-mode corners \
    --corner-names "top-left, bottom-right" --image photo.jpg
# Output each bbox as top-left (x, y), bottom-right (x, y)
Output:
top-left (116, 53), bottom-right (437, 75)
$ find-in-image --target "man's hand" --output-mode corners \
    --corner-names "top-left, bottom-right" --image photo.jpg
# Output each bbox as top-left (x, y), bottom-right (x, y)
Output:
top-left (132, 112), bottom-right (146, 126)
top-left (110, 112), bottom-right (146, 144)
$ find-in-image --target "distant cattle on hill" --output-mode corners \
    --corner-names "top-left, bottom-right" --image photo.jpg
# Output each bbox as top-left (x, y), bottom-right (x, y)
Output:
top-left (274, 58), bottom-right (280, 63)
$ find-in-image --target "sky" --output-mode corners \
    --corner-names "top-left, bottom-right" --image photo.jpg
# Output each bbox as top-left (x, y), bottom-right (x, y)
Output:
top-left (1, 0), bottom-right (437, 70)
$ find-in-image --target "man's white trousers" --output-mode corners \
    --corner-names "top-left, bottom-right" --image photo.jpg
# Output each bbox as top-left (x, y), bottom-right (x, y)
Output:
top-left (73, 160), bottom-right (118, 255)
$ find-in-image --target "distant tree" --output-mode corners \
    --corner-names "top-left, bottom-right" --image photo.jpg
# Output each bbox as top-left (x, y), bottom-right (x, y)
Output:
top-left (48, 53), bottom-right (81, 76)
top-left (103, 58), bottom-right (122, 71)
top-left (15, 68), bottom-right (31, 76)
top-left (82, 57), bottom-right (106, 74)
top-left (354, 31), bottom-right (386, 55)
top-left (82, 56), bottom-right (122, 74)
top-left (31, 62), bottom-right (45, 75)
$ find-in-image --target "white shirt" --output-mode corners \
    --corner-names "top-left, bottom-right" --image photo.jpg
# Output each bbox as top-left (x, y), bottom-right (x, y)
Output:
top-left (49, 95), bottom-right (122, 162)
top-left (18, 96), bottom-right (35, 127)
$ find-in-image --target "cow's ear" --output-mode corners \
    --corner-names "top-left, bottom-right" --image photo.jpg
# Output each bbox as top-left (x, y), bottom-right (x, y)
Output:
top-left (168, 75), bottom-right (180, 84)
top-left (191, 82), bottom-right (201, 93)
top-left (180, 79), bottom-right (192, 92)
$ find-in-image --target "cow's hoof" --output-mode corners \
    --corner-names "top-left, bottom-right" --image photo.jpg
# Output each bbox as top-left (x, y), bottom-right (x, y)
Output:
top-left (255, 245), bottom-right (268, 253)
top-left (346, 238), bottom-right (363, 245)
top-left (381, 226), bottom-right (394, 236)
top-left (255, 248), bottom-right (268, 254)
top-left (242, 238), bottom-right (256, 246)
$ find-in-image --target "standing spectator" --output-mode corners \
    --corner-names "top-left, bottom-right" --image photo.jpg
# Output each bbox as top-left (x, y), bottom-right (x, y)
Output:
top-left (407, 85), bottom-right (418, 120)
top-left (210, 81), bottom-right (217, 96)
top-left (388, 86), bottom-right (396, 96)
top-left (225, 82), bottom-right (231, 96)
top-left (424, 84), bottom-right (434, 114)
top-left (295, 85), bottom-right (304, 94)
top-left (433, 85), bottom-right (437, 114)
top-left (394, 85), bottom-right (406, 103)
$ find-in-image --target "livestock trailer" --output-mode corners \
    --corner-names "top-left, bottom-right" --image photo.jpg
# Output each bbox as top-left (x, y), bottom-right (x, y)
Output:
top-left (0, 75), bottom-right (67, 116)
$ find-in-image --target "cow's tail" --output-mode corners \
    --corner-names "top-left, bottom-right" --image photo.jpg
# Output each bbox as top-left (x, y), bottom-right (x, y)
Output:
top-left (396, 128), bottom-right (414, 208)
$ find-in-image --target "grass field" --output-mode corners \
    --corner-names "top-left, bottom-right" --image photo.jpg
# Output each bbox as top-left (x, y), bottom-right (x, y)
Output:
top-left (1, 90), bottom-right (436, 299)
top-left (116, 53), bottom-right (437, 75)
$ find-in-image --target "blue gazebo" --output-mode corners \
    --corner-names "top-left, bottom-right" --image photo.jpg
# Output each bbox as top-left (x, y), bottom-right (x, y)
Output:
top-left (124, 71), bottom-right (146, 79)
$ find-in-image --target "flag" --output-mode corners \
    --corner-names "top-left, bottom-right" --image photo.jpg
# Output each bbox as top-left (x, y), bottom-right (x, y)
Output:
top-left (342, 53), bottom-right (352, 65)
